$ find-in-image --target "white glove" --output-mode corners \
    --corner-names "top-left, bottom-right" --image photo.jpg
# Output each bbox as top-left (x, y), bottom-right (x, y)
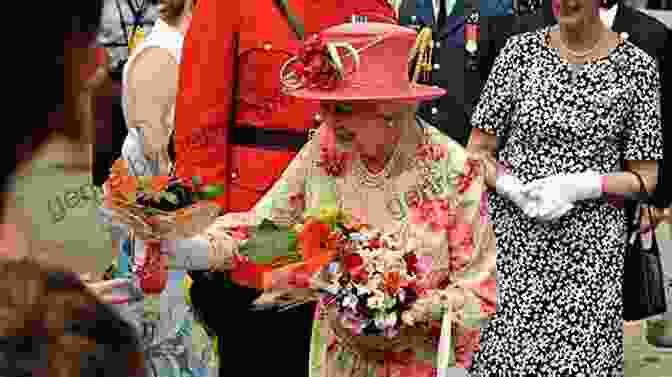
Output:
top-left (523, 171), bottom-right (603, 221)
top-left (496, 174), bottom-right (540, 217)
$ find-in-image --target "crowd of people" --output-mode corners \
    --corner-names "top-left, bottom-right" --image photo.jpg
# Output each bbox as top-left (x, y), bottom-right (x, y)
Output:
top-left (2, 0), bottom-right (670, 376)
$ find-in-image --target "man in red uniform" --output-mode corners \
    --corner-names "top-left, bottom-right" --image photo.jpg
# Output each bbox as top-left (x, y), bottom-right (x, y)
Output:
top-left (173, 0), bottom-right (397, 375)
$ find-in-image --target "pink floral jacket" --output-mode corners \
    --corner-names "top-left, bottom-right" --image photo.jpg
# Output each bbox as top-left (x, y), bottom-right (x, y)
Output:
top-left (202, 121), bottom-right (497, 377)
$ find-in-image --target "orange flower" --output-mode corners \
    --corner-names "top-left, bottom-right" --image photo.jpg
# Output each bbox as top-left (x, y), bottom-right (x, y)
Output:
top-left (151, 176), bottom-right (171, 192)
top-left (106, 175), bottom-right (137, 195)
top-left (298, 219), bottom-right (331, 260)
top-left (297, 219), bottom-right (338, 274)
top-left (384, 271), bottom-right (402, 295)
top-left (110, 159), bottom-right (129, 176)
top-left (104, 193), bottom-right (128, 209)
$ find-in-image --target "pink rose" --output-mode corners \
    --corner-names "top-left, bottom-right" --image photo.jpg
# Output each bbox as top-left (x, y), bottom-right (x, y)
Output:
top-left (416, 255), bottom-right (433, 276)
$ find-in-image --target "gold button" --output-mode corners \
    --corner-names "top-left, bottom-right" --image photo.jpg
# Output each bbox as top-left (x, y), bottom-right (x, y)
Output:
top-left (231, 171), bottom-right (239, 179)
top-left (620, 32), bottom-right (629, 40)
top-left (314, 113), bottom-right (323, 122)
top-left (263, 42), bottom-right (272, 51)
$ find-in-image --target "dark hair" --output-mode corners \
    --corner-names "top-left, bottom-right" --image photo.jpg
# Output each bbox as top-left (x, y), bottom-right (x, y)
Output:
top-left (1, 0), bottom-right (104, 212)
top-left (159, 0), bottom-right (188, 24)
top-left (0, 259), bottom-right (144, 377)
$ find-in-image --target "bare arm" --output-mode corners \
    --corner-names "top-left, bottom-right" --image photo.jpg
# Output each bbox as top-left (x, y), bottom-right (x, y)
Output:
top-left (126, 47), bottom-right (178, 173)
top-left (603, 160), bottom-right (659, 197)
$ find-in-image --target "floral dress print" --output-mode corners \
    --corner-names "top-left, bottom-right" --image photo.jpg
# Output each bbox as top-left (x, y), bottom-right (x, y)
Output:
top-left (199, 120), bottom-right (497, 377)
top-left (111, 239), bottom-right (219, 377)
top-left (468, 28), bottom-right (664, 377)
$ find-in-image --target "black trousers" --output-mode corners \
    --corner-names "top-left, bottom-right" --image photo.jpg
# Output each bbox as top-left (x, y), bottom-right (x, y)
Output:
top-left (189, 271), bottom-right (314, 376)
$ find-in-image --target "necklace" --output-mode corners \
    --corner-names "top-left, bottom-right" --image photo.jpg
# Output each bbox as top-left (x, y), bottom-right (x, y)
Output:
top-left (352, 136), bottom-right (403, 189)
top-left (557, 28), bottom-right (605, 59)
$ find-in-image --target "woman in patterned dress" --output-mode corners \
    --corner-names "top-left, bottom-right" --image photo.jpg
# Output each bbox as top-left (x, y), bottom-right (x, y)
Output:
top-left (169, 22), bottom-right (497, 376)
top-left (466, 0), bottom-right (663, 375)
top-left (100, 0), bottom-right (219, 375)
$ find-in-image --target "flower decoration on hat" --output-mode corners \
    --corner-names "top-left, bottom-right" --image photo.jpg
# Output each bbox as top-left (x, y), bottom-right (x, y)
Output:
top-left (281, 33), bottom-right (361, 91)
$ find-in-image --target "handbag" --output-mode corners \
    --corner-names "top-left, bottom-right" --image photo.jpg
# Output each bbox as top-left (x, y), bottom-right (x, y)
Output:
top-left (622, 171), bottom-right (668, 321)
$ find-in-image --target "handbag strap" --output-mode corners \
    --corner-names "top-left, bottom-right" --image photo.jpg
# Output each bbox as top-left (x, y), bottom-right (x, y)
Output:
top-left (630, 170), bottom-right (658, 235)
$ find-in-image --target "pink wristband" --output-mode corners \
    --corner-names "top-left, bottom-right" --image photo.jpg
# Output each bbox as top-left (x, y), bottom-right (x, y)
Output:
top-left (601, 175), bottom-right (609, 194)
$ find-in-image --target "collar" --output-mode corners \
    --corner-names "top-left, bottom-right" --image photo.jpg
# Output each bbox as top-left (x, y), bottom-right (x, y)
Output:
top-left (432, 0), bottom-right (456, 18)
top-left (153, 18), bottom-right (184, 36)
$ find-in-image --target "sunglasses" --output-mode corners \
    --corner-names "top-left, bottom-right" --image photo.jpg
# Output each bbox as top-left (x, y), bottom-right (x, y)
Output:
top-left (334, 103), bottom-right (354, 114)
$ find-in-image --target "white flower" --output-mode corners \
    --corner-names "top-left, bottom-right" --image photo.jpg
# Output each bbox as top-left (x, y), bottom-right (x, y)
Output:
top-left (373, 311), bottom-right (397, 329)
top-left (342, 294), bottom-right (358, 310)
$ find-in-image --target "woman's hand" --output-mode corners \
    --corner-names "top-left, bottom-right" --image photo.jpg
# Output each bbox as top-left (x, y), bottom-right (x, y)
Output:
top-left (84, 277), bottom-right (133, 305)
top-left (522, 172), bottom-right (602, 221)
top-left (495, 174), bottom-right (542, 217)
top-left (160, 238), bottom-right (237, 271)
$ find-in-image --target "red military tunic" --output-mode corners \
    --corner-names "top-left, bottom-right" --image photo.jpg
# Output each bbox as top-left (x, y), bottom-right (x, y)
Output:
top-left (174, 0), bottom-right (397, 212)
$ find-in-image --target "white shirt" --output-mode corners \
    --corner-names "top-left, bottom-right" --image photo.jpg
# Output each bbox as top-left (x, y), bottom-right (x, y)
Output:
top-left (432, 0), bottom-right (456, 18)
top-left (600, 4), bottom-right (618, 29)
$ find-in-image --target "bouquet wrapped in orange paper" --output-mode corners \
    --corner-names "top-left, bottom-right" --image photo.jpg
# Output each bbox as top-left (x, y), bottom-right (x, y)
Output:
top-left (99, 160), bottom-right (224, 295)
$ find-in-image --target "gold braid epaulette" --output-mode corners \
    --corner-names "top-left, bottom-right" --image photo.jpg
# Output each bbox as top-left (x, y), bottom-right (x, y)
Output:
top-left (408, 26), bottom-right (434, 84)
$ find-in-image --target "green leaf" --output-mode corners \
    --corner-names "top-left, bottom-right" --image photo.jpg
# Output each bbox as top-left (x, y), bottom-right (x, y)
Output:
top-left (192, 176), bottom-right (203, 186)
top-left (461, 200), bottom-right (477, 208)
top-left (199, 184), bottom-right (225, 199)
top-left (287, 230), bottom-right (298, 253)
top-left (258, 218), bottom-right (279, 231)
top-left (162, 192), bottom-right (178, 204)
top-left (238, 223), bottom-right (298, 264)
top-left (143, 207), bottom-right (162, 216)
top-left (124, 191), bottom-right (137, 203)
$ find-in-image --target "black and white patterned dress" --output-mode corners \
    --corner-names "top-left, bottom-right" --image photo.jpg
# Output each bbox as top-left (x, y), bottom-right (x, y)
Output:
top-left (467, 28), bottom-right (663, 376)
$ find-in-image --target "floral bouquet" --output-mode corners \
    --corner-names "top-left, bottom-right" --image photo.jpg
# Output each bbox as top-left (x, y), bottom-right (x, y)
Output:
top-left (100, 160), bottom-right (224, 319)
top-left (315, 229), bottom-right (435, 338)
top-left (237, 207), bottom-right (466, 374)
top-left (228, 207), bottom-right (358, 296)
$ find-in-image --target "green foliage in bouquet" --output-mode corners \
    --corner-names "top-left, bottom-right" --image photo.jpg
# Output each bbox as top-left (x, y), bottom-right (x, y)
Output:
top-left (236, 219), bottom-right (301, 265)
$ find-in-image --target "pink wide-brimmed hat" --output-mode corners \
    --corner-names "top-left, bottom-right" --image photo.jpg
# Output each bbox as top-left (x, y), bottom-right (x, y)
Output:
top-left (280, 22), bottom-right (446, 101)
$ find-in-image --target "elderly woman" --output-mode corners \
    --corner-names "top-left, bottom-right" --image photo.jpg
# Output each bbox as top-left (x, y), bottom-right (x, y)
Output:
top-left (466, 0), bottom-right (663, 375)
top-left (171, 22), bottom-right (497, 376)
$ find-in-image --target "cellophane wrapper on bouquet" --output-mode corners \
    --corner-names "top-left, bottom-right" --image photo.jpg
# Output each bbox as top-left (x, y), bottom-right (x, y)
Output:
top-left (242, 207), bottom-right (466, 372)
top-left (100, 160), bottom-right (224, 319)
top-left (239, 207), bottom-right (453, 329)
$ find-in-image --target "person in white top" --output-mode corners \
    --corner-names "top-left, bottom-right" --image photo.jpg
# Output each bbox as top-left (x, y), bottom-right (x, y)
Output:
top-left (121, 0), bottom-right (192, 176)
top-left (102, 1), bottom-right (220, 376)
